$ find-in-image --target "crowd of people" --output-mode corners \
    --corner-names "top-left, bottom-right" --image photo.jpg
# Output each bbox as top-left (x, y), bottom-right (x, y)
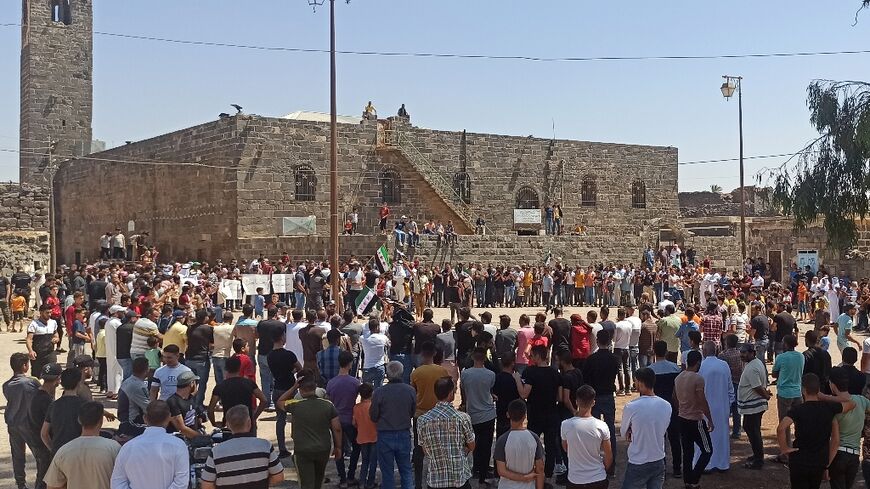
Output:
top-left (0, 247), bottom-right (869, 489)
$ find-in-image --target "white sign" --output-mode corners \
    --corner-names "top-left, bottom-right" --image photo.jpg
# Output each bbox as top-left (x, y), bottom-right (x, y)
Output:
top-left (271, 274), bottom-right (294, 294)
top-left (797, 250), bottom-right (819, 273)
top-left (281, 216), bottom-right (317, 236)
top-left (513, 209), bottom-right (541, 225)
top-left (219, 279), bottom-right (242, 301)
top-left (241, 274), bottom-right (272, 296)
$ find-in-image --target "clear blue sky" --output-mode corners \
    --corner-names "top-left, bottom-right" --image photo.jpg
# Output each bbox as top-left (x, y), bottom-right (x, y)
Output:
top-left (1, 1), bottom-right (869, 190)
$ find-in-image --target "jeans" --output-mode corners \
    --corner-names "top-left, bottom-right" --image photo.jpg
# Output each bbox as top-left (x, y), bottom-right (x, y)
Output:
top-left (474, 285), bottom-right (486, 307)
top-left (754, 339), bottom-right (769, 364)
top-left (730, 382), bottom-right (741, 437)
top-left (363, 365), bottom-right (386, 388)
top-left (472, 419), bottom-right (495, 482)
top-left (621, 457), bottom-right (665, 489)
top-left (257, 354), bottom-right (273, 404)
top-left (377, 429), bottom-right (413, 489)
top-left (351, 442), bottom-right (377, 486)
top-left (678, 417), bottom-right (712, 486)
top-left (295, 450), bottom-right (330, 489)
top-left (295, 292), bottom-right (306, 310)
top-left (335, 422), bottom-right (357, 481)
top-left (828, 450), bottom-right (859, 489)
top-left (543, 292), bottom-right (552, 311)
top-left (389, 353), bottom-right (413, 384)
top-left (585, 286), bottom-right (595, 306)
top-left (743, 412), bottom-right (764, 462)
top-left (591, 395), bottom-right (617, 474)
top-left (185, 358), bottom-right (210, 410)
top-left (117, 357), bottom-right (133, 381)
top-left (10, 426), bottom-right (50, 489)
top-left (212, 357), bottom-right (227, 384)
top-left (614, 348), bottom-right (629, 392)
top-left (637, 354), bottom-right (651, 369)
top-left (273, 389), bottom-right (288, 452)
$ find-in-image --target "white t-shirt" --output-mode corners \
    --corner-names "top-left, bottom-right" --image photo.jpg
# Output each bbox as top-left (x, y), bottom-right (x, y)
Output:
top-left (28, 318), bottom-right (58, 335)
top-left (560, 416), bottom-right (610, 484)
top-left (360, 332), bottom-right (390, 369)
top-left (152, 363), bottom-right (192, 400)
top-left (751, 276), bottom-right (764, 287)
top-left (621, 395), bottom-right (672, 465)
top-left (613, 320), bottom-right (633, 350)
top-left (861, 338), bottom-right (870, 374)
top-left (626, 316), bottom-right (642, 348)
top-left (590, 322), bottom-right (603, 353)
top-left (284, 321), bottom-right (307, 361)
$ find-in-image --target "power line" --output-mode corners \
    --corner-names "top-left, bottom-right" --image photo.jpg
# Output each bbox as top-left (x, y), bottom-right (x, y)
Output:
top-left (2, 22), bottom-right (870, 63)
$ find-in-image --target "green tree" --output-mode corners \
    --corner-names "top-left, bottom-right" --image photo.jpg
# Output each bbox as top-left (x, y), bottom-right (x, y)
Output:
top-left (771, 80), bottom-right (870, 247)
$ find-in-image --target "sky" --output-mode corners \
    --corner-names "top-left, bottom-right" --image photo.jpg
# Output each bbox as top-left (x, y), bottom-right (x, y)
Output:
top-left (1, 1), bottom-right (869, 191)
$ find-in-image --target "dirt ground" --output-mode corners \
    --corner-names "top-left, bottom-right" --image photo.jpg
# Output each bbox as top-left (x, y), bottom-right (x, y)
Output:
top-left (0, 305), bottom-right (850, 488)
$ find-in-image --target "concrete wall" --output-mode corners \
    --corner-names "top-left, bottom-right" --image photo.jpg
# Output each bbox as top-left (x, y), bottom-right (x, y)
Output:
top-left (0, 183), bottom-right (49, 273)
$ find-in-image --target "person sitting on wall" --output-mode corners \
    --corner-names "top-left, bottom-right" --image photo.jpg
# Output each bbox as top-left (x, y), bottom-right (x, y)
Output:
top-left (363, 101), bottom-right (377, 120)
top-left (397, 103), bottom-right (410, 120)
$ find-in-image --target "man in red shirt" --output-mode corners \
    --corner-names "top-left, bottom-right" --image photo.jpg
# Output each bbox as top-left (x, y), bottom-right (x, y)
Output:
top-left (379, 203), bottom-right (390, 234)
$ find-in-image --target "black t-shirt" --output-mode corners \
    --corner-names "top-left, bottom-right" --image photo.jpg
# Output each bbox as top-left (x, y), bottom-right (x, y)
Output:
top-left (412, 322), bottom-right (441, 354)
top-left (87, 280), bottom-right (107, 302)
top-left (388, 310), bottom-right (415, 355)
top-left (166, 393), bottom-right (197, 432)
top-left (521, 366), bottom-right (561, 422)
top-left (844, 365), bottom-right (867, 395)
top-left (560, 368), bottom-right (584, 415)
top-left (492, 371), bottom-right (520, 419)
top-left (455, 320), bottom-right (480, 362)
top-left (45, 395), bottom-right (86, 454)
top-left (549, 318), bottom-right (572, 356)
top-left (256, 320), bottom-right (286, 356)
top-left (29, 389), bottom-right (53, 435)
top-left (803, 347), bottom-right (832, 385)
top-left (773, 312), bottom-right (796, 342)
top-left (186, 325), bottom-right (214, 361)
top-left (0, 276), bottom-right (9, 299)
top-left (267, 348), bottom-right (299, 391)
top-left (11, 272), bottom-right (31, 291)
top-left (116, 321), bottom-right (134, 360)
top-left (788, 400), bottom-right (843, 468)
top-left (213, 377), bottom-right (258, 415)
top-left (365, 271), bottom-right (378, 288)
top-left (750, 315), bottom-right (769, 341)
top-left (582, 349), bottom-right (618, 395)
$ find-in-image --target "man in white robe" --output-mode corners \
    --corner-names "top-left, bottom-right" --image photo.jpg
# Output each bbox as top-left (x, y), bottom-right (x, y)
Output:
top-left (105, 305), bottom-right (125, 396)
top-left (694, 341), bottom-right (734, 471)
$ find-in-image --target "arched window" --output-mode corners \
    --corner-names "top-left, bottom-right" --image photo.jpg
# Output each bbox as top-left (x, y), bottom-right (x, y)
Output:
top-left (581, 177), bottom-right (597, 207)
top-left (380, 169), bottom-right (400, 204)
top-left (50, 0), bottom-right (72, 25)
top-left (294, 165), bottom-right (316, 201)
top-left (453, 172), bottom-right (471, 204)
top-left (631, 181), bottom-right (647, 209)
top-left (515, 186), bottom-right (540, 209)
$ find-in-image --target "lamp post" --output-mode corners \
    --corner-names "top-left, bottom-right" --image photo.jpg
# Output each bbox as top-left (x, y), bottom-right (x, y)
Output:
top-left (720, 75), bottom-right (746, 262)
top-left (310, 0), bottom-right (346, 311)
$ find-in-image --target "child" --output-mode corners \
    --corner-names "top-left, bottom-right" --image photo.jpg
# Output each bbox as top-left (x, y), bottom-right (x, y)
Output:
top-left (144, 336), bottom-right (162, 375)
top-left (254, 287), bottom-right (265, 319)
top-left (10, 289), bottom-right (26, 333)
top-left (351, 383), bottom-right (378, 489)
top-left (95, 317), bottom-right (108, 392)
top-left (819, 324), bottom-right (831, 351)
top-left (231, 338), bottom-right (256, 382)
top-left (525, 322), bottom-right (549, 366)
top-left (70, 307), bottom-right (90, 363)
top-left (675, 307), bottom-right (700, 355)
top-left (797, 280), bottom-right (809, 321)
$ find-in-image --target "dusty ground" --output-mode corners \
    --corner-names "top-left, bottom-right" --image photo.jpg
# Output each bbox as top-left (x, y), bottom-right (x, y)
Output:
top-left (0, 305), bottom-right (849, 488)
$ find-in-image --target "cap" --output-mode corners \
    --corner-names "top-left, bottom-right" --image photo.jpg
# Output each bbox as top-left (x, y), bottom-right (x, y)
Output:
top-left (125, 310), bottom-right (140, 319)
top-left (74, 355), bottom-right (95, 368)
top-left (109, 305), bottom-right (126, 314)
top-left (739, 344), bottom-right (756, 353)
top-left (172, 310), bottom-right (186, 319)
top-left (176, 370), bottom-right (200, 388)
top-left (41, 363), bottom-right (62, 379)
top-left (276, 302), bottom-right (288, 309)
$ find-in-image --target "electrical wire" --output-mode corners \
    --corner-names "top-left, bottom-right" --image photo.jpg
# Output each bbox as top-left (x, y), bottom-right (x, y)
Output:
top-left (2, 22), bottom-right (870, 63)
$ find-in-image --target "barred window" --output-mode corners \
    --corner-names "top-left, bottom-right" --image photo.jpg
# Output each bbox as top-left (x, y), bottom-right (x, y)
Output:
top-left (581, 177), bottom-right (597, 207)
top-left (453, 172), bottom-right (471, 204)
top-left (631, 181), bottom-right (647, 209)
top-left (515, 186), bottom-right (540, 209)
top-left (294, 165), bottom-right (317, 201)
top-left (380, 169), bottom-right (400, 204)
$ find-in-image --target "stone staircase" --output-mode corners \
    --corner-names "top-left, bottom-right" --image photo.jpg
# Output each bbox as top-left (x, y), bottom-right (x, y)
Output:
top-left (378, 126), bottom-right (475, 233)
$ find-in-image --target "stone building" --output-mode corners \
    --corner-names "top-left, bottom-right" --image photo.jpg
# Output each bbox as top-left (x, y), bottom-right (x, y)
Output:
top-left (0, 183), bottom-right (50, 274)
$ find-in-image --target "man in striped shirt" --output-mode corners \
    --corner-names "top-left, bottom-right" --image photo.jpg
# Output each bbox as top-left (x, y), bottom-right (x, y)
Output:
top-left (201, 405), bottom-right (284, 489)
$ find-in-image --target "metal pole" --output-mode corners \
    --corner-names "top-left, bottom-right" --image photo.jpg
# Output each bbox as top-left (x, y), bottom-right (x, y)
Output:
top-left (48, 138), bottom-right (57, 272)
top-left (328, 0), bottom-right (341, 311)
top-left (738, 79), bottom-right (746, 262)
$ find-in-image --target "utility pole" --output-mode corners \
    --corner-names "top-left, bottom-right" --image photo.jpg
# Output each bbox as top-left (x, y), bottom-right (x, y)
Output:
top-left (45, 138), bottom-right (59, 272)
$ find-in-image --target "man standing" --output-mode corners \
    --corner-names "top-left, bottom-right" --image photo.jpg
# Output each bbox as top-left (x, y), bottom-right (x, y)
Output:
top-left (621, 367), bottom-right (673, 489)
top-left (119, 357), bottom-right (151, 436)
top-left (40, 368), bottom-right (86, 457)
top-left (613, 308), bottom-right (633, 396)
top-left (649, 340), bottom-right (682, 478)
top-left (777, 373), bottom-right (855, 489)
top-left (516, 345), bottom-right (562, 480)
top-left (718, 334), bottom-right (744, 440)
top-left (207, 356), bottom-right (267, 431)
top-left (360, 318), bottom-right (390, 388)
top-left (494, 399), bottom-right (544, 489)
top-left (4, 352), bottom-right (43, 489)
top-left (655, 304), bottom-right (681, 363)
top-left (326, 351), bottom-right (361, 486)
top-left (803, 330), bottom-right (832, 391)
top-left (737, 343), bottom-right (770, 470)
top-left (410, 341), bottom-right (448, 489)
top-left (581, 330), bottom-right (619, 475)
top-left (696, 341), bottom-right (733, 472)
top-left (201, 405), bottom-right (285, 489)
top-left (111, 400), bottom-right (189, 488)
top-left (460, 347), bottom-right (497, 486)
top-left (43, 401), bottom-right (120, 489)
top-left (826, 367), bottom-right (870, 489)
top-left (28, 363), bottom-right (60, 489)
top-left (268, 328), bottom-right (302, 458)
top-left (772, 334), bottom-right (804, 454)
top-left (417, 377), bottom-right (476, 489)
top-left (560, 385), bottom-right (612, 489)
top-left (149, 344), bottom-right (191, 401)
top-left (673, 351), bottom-right (713, 488)
top-left (26, 304), bottom-right (59, 378)
top-left (258, 307), bottom-right (286, 404)
top-left (283, 375), bottom-right (342, 489)
top-left (370, 361), bottom-right (416, 489)
top-left (835, 303), bottom-right (862, 353)
top-left (104, 304), bottom-right (126, 397)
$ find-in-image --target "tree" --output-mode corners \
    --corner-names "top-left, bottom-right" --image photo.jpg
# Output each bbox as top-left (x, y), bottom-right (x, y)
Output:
top-left (710, 185), bottom-right (722, 193)
top-left (770, 80), bottom-right (870, 248)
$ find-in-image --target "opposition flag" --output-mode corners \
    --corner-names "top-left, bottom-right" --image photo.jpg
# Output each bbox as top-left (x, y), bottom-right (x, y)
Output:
top-left (375, 245), bottom-right (392, 272)
top-left (355, 286), bottom-right (377, 315)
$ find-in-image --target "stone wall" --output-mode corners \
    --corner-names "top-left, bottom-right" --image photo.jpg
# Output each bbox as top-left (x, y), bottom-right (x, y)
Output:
top-left (0, 183), bottom-right (50, 273)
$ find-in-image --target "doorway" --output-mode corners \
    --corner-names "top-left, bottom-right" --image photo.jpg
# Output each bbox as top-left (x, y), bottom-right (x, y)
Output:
top-left (768, 250), bottom-right (783, 283)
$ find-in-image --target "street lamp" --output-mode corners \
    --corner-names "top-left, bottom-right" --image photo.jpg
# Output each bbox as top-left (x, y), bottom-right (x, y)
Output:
top-left (310, 0), bottom-right (349, 311)
top-left (720, 75), bottom-right (746, 263)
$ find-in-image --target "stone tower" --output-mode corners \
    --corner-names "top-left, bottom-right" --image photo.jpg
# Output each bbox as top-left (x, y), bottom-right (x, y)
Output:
top-left (20, 0), bottom-right (93, 185)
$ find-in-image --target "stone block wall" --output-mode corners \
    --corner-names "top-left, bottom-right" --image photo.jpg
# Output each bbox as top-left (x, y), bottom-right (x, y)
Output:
top-left (0, 183), bottom-right (50, 273)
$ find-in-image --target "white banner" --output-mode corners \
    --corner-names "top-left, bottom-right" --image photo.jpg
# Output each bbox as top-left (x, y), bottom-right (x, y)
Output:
top-left (271, 274), bottom-right (294, 294)
top-left (241, 274), bottom-right (272, 296)
top-left (219, 279), bottom-right (242, 301)
top-left (797, 250), bottom-right (819, 273)
top-left (513, 208), bottom-right (541, 225)
top-left (281, 216), bottom-right (317, 236)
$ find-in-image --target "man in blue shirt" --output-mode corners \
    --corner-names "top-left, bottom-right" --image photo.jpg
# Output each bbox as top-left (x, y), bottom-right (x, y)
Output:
top-left (835, 303), bottom-right (862, 352)
top-left (316, 330), bottom-right (343, 385)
